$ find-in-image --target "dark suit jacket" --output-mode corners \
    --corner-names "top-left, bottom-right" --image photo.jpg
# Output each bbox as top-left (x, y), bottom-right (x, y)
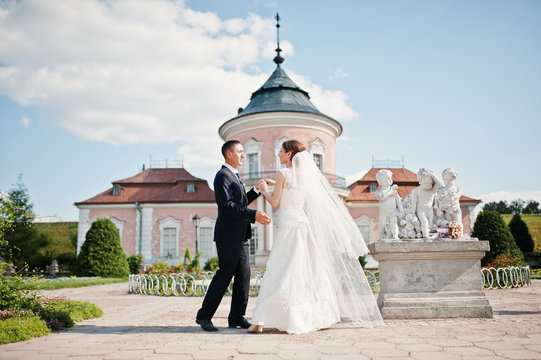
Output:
top-left (213, 166), bottom-right (260, 243)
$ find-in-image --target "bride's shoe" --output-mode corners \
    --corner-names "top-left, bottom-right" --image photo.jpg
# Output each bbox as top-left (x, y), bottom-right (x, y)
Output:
top-left (247, 323), bottom-right (264, 333)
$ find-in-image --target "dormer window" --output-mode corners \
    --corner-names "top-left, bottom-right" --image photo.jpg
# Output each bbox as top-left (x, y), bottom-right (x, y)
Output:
top-left (370, 184), bottom-right (377, 193)
top-left (187, 184), bottom-right (195, 193)
top-left (113, 185), bottom-right (120, 196)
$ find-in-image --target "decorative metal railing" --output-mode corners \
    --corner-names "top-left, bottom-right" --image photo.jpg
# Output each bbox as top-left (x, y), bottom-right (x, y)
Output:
top-left (481, 266), bottom-right (531, 289)
top-left (129, 270), bottom-right (379, 297)
top-left (128, 267), bottom-right (532, 296)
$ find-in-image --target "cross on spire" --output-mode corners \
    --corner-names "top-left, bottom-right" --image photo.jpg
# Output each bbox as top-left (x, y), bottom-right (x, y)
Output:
top-left (273, 12), bottom-right (284, 66)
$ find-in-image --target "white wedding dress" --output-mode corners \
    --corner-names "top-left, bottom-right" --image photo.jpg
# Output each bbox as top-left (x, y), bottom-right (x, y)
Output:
top-left (251, 152), bottom-right (383, 334)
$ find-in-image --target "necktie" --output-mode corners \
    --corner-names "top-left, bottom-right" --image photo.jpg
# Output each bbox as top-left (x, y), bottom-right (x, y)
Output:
top-left (236, 173), bottom-right (242, 184)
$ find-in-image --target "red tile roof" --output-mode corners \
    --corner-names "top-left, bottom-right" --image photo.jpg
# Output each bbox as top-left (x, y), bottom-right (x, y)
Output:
top-left (76, 168), bottom-right (215, 205)
top-left (346, 168), bottom-right (480, 204)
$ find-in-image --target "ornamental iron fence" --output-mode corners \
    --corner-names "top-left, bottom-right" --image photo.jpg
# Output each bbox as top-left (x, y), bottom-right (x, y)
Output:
top-left (481, 266), bottom-right (531, 289)
top-left (128, 266), bottom-right (531, 297)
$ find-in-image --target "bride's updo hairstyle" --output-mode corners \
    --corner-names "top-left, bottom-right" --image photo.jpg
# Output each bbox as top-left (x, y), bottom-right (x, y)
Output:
top-left (282, 140), bottom-right (306, 160)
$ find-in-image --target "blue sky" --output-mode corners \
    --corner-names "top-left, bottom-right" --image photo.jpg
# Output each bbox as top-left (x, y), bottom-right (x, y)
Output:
top-left (1, 0), bottom-right (540, 221)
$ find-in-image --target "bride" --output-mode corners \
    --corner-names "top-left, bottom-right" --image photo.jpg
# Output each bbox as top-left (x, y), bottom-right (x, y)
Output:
top-left (248, 140), bottom-right (383, 334)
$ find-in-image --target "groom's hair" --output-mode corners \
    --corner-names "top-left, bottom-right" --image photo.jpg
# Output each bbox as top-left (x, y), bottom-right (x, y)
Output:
top-left (221, 140), bottom-right (241, 158)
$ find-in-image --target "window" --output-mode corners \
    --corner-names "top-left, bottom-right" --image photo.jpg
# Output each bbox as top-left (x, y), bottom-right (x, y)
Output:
top-left (249, 227), bottom-right (258, 265)
top-left (247, 153), bottom-right (259, 179)
top-left (370, 184), bottom-right (377, 193)
top-left (198, 227), bottom-right (215, 259)
top-left (113, 185), bottom-right (120, 196)
top-left (187, 184), bottom-right (195, 193)
top-left (313, 154), bottom-right (323, 171)
top-left (162, 227), bottom-right (177, 257)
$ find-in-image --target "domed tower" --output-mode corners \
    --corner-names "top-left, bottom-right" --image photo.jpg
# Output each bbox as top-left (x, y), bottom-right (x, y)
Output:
top-left (218, 14), bottom-right (348, 264)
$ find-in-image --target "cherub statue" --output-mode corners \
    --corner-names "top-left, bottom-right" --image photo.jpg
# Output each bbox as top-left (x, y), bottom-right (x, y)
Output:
top-left (399, 194), bottom-right (422, 239)
top-left (435, 168), bottom-right (463, 230)
top-left (411, 168), bottom-right (442, 238)
top-left (375, 170), bottom-right (403, 240)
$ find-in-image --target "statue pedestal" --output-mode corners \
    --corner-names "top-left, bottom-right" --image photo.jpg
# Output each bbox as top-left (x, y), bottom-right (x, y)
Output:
top-left (368, 240), bottom-right (493, 319)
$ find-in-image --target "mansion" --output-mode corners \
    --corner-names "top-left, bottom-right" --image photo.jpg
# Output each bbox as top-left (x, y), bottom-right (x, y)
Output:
top-left (75, 34), bottom-right (480, 268)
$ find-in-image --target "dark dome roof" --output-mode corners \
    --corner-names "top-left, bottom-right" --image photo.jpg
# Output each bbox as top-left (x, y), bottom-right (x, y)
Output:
top-left (233, 66), bottom-right (323, 118)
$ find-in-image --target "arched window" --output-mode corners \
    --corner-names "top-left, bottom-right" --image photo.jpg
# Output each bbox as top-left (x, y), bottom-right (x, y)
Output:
top-left (159, 216), bottom-right (181, 258)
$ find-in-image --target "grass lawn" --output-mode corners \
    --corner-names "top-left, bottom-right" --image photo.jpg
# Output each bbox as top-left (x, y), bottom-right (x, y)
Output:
top-left (20, 277), bottom-right (128, 290)
top-left (502, 214), bottom-right (541, 251)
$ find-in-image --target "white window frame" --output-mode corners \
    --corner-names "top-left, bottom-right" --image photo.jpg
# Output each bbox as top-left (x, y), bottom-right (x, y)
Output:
top-left (159, 216), bottom-right (181, 258)
top-left (197, 216), bottom-right (216, 262)
top-left (274, 136), bottom-right (292, 170)
top-left (309, 137), bottom-right (326, 172)
top-left (243, 138), bottom-right (263, 179)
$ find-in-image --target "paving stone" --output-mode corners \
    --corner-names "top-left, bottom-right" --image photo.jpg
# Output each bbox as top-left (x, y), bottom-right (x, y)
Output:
top-left (495, 349), bottom-right (541, 359)
top-left (237, 344), bottom-right (280, 354)
top-left (154, 344), bottom-right (199, 354)
top-left (320, 355), bottom-right (370, 360)
top-left (104, 350), bottom-right (154, 359)
top-left (410, 352), bottom-right (461, 360)
top-left (443, 346), bottom-right (495, 356)
top-left (474, 341), bottom-right (525, 350)
top-left (232, 355), bottom-right (281, 360)
top-left (353, 341), bottom-right (395, 350)
top-left (524, 344), bottom-right (541, 352)
top-left (192, 349), bottom-right (239, 360)
top-left (277, 350), bottom-right (324, 360)
top-left (396, 344), bottom-right (442, 352)
top-left (319, 346), bottom-right (361, 355)
top-left (360, 348), bottom-right (409, 358)
top-left (143, 355), bottom-right (192, 360)
top-left (278, 343), bottom-right (318, 350)
top-left (427, 339), bottom-right (473, 347)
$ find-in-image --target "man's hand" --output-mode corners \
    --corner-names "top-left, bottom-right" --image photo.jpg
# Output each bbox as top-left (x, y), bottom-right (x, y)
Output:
top-left (255, 211), bottom-right (271, 225)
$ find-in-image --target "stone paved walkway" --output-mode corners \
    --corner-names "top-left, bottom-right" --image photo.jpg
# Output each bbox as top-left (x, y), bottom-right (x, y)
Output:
top-left (1, 280), bottom-right (540, 360)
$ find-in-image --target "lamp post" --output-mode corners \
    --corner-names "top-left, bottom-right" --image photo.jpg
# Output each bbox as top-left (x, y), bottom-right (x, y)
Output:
top-left (192, 214), bottom-right (200, 254)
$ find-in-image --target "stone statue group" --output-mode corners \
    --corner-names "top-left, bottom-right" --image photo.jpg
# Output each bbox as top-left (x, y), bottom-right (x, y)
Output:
top-left (376, 168), bottom-right (464, 241)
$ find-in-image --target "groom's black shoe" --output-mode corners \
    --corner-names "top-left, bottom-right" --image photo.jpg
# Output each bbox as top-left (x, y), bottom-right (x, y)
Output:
top-left (196, 318), bottom-right (219, 332)
top-left (228, 318), bottom-right (251, 329)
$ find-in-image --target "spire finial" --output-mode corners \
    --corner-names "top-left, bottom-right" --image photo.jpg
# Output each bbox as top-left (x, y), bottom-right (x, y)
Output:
top-left (273, 12), bottom-right (284, 66)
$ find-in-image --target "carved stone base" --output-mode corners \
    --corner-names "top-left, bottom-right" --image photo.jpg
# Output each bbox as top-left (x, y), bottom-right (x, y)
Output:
top-left (368, 240), bottom-right (493, 319)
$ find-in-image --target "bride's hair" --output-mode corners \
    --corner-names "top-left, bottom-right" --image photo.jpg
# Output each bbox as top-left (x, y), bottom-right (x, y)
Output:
top-left (282, 140), bottom-right (306, 159)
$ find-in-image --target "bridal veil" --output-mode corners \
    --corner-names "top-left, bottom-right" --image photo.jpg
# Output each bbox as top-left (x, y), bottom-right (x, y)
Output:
top-left (292, 151), bottom-right (384, 327)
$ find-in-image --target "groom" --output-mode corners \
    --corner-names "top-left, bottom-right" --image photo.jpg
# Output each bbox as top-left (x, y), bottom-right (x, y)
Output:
top-left (196, 140), bottom-right (271, 332)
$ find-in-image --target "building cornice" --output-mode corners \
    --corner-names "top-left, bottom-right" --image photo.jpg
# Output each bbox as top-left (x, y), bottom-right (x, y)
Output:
top-left (219, 111), bottom-right (343, 140)
top-left (76, 203), bottom-right (217, 210)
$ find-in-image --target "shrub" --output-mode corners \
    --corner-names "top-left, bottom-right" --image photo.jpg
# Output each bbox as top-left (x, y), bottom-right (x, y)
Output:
top-left (185, 252), bottom-right (201, 273)
top-left (127, 254), bottom-right (143, 274)
top-left (472, 211), bottom-right (525, 266)
top-left (145, 261), bottom-right (171, 276)
top-left (486, 253), bottom-right (527, 268)
top-left (77, 219), bottom-right (129, 278)
top-left (509, 214), bottom-right (535, 253)
top-left (204, 257), bottom-right (219, 271)
top-left (0, 315), bottom-right (50, 344)
top-left (0, 272), bottom-right (36, 313)
top-left (184, 247), bottom-right (192, 265)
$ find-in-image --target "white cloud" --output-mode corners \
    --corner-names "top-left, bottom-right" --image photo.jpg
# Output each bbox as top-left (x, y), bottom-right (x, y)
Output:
top-left (19, 115), bottom-right (30, 128)
top-left (331, 67), bottom-right (348, 79)
top-left (0, 0), bottom-right (357, 163)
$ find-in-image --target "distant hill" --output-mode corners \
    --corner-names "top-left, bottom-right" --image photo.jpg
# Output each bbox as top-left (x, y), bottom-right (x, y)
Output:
top-left (34, 222), bottom-right (78, 257)
top-left (502, 214), bottom-right (541, 252)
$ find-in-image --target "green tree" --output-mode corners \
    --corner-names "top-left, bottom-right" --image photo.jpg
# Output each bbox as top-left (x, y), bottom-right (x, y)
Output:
top-left (508, 214), bottom-right (534, 253)
top-left (523, 200), bottom-right (540, 215)
top-left (472, 210), bottom-right (524, 266)
top-left (483, 200), bottom-right (510, 214)
top-left (77, 219), bottom-right (129, 278)
top-left (509, 199), bottom-right (525, 215)
top-left (2, 175), bottom-right (48, 271)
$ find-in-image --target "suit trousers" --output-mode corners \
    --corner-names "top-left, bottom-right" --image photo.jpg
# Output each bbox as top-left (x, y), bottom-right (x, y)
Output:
top-left (196, 241), bottom-right (251, 322)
